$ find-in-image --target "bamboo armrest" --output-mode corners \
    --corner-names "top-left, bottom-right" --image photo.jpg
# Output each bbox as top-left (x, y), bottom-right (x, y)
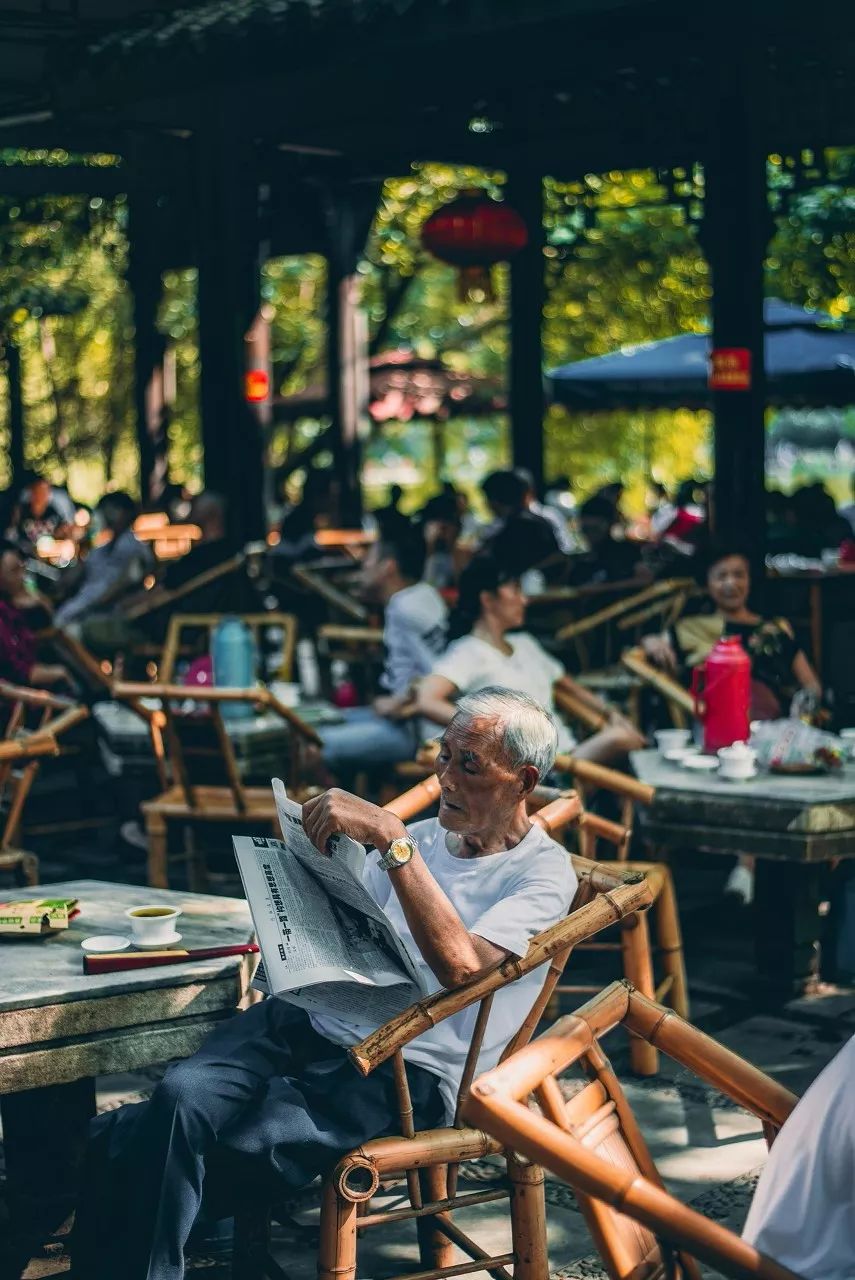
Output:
top-left (290, 566), bottom-right (368, 622)
top-left (318, 624), bottom-right (384, 646)
top-left (112, 681), bottom-right (323, 745)
top-left (554, 753), bottom-right (654, 805)
top-left (123, 553), bottom-right (246, 621)
top-left (554, 686), bottom-right (609, 733)
top-left (36, 704), bottom-right (89, 739)
top-left (0, 734), bottom-right (59, 761)
top-left (622, 646), bottom-right (695, 714)
top-left (348, 872), bottom-right (651, 1076)
top-left (0, 681), bottom-right (75, 712)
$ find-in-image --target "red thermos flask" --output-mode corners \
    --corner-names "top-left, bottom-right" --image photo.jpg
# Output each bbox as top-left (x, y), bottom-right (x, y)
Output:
top-left (691, 635), bottom-right (751, 753)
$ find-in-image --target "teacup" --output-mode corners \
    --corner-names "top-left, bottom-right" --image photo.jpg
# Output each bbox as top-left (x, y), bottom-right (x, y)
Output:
top-left (654, 729), bottom-right (692, 756)
top-left (125, 905), bottom-right (182, 946)
top-left (718, 741), bottom-right (757, 780)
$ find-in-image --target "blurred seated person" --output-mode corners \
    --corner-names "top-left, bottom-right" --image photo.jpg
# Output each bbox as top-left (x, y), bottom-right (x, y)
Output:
top-left (272, 468), bottom-right (337, 563)
top-left (569, 495), bottom-right (653, 587)
top-left (16, 474), bottom-right (74, 546)
top-left (55, 492), bottom-right (153, 635)
top-left (742, 1033), bottom-right (855, 1280)
top-left (781, 483), bottom-right (851, 558)
top-left (418, 489), bottom-right (463, 590)
top-left (372, 483), bottom-right (412, 542)
top-left (516, 468), bottom-right (575, 554)
top-left (317, 530), bottom-right (448, 779)
top-left (0, 539), bottom-right (72, 689)
top-left (417, 554), bottom-right (644, 767)
top-left (642, 542), bottom-right (821, 722)
top-left (136, 491), bottom-right (251, 619)
top-left (480, 469), bottom-right (561, 577)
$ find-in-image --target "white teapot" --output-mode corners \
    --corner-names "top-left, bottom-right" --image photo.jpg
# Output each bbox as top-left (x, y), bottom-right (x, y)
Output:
top-left (717, 740), bottom-right (757, 780)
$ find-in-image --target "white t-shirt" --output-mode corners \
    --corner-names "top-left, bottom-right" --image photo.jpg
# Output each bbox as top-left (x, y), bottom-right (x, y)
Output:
top-left (382, 582), bottom-right (448, 695)
top-left (310, 817), bottom-right (577, 1119)
top-left (430, 632), bottom-right (575, 754)
top-left (742, 1033), bottom-right (855, 1280)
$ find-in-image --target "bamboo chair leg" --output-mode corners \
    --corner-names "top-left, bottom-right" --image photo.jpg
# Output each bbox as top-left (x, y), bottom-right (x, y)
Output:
top-left (231, 1202), bottom-right (271, 1280)
top-left (619, 912), bottom-right (659, 1075)
top-left (655, 867), bottom-right (689, 1019)
top-left (318, 1179), bottom-right (358, 1280)
top-left (145, 812), bottom-right (169, 888)
top-left (507, 1154), bottom-right (548, 1280)
top-left (417, 1164), bottom-right (454, 1271)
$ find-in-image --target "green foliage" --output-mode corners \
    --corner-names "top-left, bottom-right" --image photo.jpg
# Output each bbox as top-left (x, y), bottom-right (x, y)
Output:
top-left (0, 148), bottom-right (853, 511)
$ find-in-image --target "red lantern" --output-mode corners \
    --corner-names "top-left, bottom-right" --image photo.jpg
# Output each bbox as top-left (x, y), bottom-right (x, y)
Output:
top-left (420, 191), bottom-right (529, 300)
top-left (244, 369), bottom-right (270, 403)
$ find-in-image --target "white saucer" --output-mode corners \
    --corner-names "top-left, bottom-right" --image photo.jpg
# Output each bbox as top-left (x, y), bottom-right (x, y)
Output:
top-left (132, 932), bottom-right (182, 950)
top-left (681, 755), bottom-right (719, 771)
top-left (81, 935), bottom-right (131, 954)
top-left (664, 746), bottom-right (699, 762)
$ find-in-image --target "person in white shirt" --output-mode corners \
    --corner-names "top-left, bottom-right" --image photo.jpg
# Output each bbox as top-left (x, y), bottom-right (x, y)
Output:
top-left (72, 688), bottom-right (575, 1280)
top-left (318, 530), bottom-right (447, 776)
top-left (417, 554), bottom-right (644, 766)
top-left (742, 1033), bottom-right (855, 1280)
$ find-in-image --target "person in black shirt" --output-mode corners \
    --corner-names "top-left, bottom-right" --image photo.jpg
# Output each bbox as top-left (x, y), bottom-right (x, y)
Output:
top-left (570, 495), bottom-right (652, 587)
top-left (480, 470), bottom-right (560, 577)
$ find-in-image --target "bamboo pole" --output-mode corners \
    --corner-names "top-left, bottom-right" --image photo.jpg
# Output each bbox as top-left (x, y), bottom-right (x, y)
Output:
top-left (507, 1154), bottom-right (548, 1280)
top-left (416, 1165), bottom-right (454, 1272)
top-left (555, 581), bottom-right (680, 643)
top-left (555, 754), bottom-right (654, 806)
top-left (622, 646), bottom-right (695, 715)
top-left (318, 1180), bottom-right (359, 1280)
top-left (619, 912), bottom-right (659, 1075)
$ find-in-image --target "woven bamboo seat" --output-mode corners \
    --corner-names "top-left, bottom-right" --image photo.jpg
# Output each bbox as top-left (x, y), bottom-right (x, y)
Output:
top-left (465, 981), bottom-right (802, 1280)
top-left (230, 788), bottom-right (654, 1280)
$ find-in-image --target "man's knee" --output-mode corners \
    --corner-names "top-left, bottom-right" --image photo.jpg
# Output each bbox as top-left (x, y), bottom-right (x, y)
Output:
top-left (152, 1058), bottom-right (213, 1121)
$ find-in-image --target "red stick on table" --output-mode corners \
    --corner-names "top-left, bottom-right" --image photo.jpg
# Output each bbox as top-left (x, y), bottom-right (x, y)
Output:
top-left (83, 943), bottom-right (259, 975)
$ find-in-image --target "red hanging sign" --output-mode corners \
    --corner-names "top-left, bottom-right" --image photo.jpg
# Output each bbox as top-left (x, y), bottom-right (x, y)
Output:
top-left (709, 348), bottom-right (751, 391)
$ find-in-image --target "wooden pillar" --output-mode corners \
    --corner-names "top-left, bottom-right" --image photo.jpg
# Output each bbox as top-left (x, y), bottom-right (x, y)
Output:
top-left (195, 126), bottom-right (266, 544)
top-left (507, 170), bottom-right (546, 493)
top-left (323, 184), bottom-right (369, 528)
top-left (702, 80), bottom-right (770, 586)
top-left (4, 335), bottom-right (25, 488)
top-left (127, 192), bottom-right (170, 506)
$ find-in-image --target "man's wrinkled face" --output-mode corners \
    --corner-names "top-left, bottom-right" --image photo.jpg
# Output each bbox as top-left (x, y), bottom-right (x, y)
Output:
top-left (434, 714), bottom-right (525, 834)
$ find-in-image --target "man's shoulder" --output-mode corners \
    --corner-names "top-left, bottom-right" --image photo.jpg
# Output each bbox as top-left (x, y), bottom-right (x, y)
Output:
top-left (388, 582), bottom-right (447, 619)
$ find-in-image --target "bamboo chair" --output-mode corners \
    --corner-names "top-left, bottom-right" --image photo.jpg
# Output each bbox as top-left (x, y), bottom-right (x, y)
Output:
top-left (386, 774), bottom-right (685, 1074)
top-left (231, 791), bottom-right (653, 1280)
top-left (554, 579), bottom-right (694, 673)
top-left (122, 550), bottom-right (247, 623)
top-left (157, 612), bottom-right (298, 683)
top-left (113, 682), bottom-right (322, 889)
top-left (290, 563), bottom-right (369, 623)
top-left (622, 645), bottom-right (695, 730)
top-left (0, 683), bottom-right (89, 884)
top-left (465, 981), bottom-right (802, 1280)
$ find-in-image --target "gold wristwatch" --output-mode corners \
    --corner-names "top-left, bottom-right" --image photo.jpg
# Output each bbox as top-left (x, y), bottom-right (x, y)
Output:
top-left (377, 834), bottom-right (418, 872)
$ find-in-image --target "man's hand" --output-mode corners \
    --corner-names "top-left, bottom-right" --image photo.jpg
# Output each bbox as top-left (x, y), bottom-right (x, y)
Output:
top-left (302, 788), bottom-right (405, 856)
top-left (372, 690), bottom-right (417, 721)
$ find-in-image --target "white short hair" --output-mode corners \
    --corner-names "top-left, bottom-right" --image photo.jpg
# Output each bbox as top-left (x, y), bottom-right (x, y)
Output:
top-left (453, 686), bottom-right (559, 779)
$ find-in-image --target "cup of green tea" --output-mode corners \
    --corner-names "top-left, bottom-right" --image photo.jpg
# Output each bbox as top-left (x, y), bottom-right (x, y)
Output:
top-left (125, 904), bottom-right (182, 946)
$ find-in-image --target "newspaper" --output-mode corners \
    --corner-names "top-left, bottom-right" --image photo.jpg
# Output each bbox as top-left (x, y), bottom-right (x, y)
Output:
top-left (233, 779), bottom-right (427, 1023)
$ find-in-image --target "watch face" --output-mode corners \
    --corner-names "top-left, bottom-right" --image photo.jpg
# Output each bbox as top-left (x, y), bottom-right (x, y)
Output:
top-left (388, 837), bottom-right (414, 867)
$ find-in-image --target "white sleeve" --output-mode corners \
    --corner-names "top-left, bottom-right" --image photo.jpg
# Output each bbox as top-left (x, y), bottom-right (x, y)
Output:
top-left (429, 638), bottom-right (479, 694)
top-left (471, 848), bottom-right (577, 958)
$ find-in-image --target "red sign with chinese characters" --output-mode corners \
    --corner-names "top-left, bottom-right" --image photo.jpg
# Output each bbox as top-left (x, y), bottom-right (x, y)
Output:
top-left (709, 348), bottom-right (751, 391)
top-left (244, 369), bottom-right (270, 402)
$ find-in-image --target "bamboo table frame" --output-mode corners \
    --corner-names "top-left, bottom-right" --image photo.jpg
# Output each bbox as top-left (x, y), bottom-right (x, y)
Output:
top-left (0, 879), bottom-right (255, 1275)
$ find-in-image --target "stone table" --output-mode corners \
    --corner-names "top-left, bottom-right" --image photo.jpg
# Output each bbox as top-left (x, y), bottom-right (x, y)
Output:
top-left (0, 878), bottom-right (255, 1268)
top-left (632, 750), bottom-right (855, 995)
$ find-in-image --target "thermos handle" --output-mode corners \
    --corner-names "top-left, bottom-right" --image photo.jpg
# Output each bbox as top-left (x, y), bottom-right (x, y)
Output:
top-left (690, 666), bottom-right (706, 718)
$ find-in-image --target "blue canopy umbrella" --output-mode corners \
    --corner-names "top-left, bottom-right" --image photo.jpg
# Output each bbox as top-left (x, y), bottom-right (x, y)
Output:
top-left (546, 299), bottom-right (855, 410)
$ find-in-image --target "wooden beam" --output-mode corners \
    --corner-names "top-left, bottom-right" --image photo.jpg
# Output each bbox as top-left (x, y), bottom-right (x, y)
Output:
top-left (507, 169), bottom-right (546, 492)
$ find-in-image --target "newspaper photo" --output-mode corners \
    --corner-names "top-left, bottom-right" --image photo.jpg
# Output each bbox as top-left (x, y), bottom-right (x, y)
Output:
top-left (233, 779), bottom-right (427, 1023)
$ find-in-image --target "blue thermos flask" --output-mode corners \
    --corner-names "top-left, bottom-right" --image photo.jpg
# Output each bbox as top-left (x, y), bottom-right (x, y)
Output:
top-left (211, 618), bottom-right (257, 720)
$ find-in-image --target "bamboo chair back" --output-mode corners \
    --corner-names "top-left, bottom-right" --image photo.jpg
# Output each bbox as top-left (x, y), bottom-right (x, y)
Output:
top-left (158, 611), bottom-right (297, 683)
top-left (465, 982), bottom-right (801, 1280)
top-left (112, 682), bottom-right (321, 810)
top-left (0, 683), bottom-right (89, 881)
top-left (622, 645), bottom-right (695, 730)
top-left (553, 579), bottom-right (694, 672)
top-left (122, 550), bottom-right (246, 622)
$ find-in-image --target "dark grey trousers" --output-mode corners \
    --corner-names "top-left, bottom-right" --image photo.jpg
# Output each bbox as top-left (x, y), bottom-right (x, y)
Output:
top-left (72, 998), bottom-right (443, 1280)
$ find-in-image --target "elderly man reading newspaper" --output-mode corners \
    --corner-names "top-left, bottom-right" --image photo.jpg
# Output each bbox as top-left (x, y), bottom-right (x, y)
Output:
top-left (72, 688), bottom-right (576, 1280)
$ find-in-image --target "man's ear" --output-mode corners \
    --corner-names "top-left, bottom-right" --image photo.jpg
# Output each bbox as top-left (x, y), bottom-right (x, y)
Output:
top-left (518, 764), bottom-right (539, 797)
